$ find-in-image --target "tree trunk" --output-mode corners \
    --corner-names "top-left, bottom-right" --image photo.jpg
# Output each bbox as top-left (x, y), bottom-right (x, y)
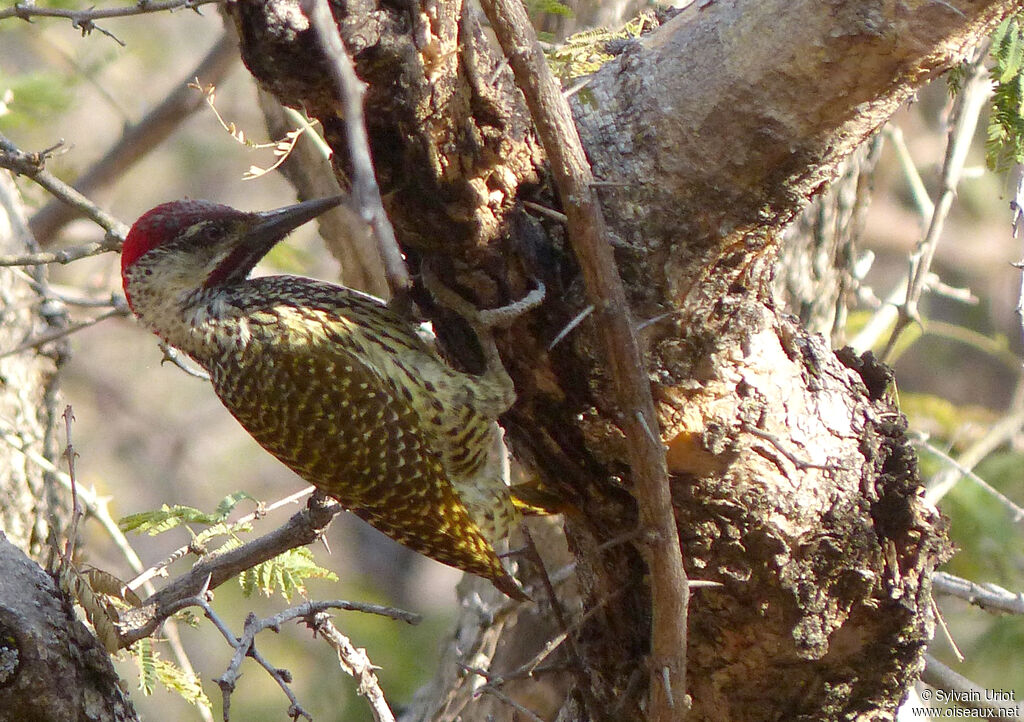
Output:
top-left (221, 0), bottom-right (1008, 719)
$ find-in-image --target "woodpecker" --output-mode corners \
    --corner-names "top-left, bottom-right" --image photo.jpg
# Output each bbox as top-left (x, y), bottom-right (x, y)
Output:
top-left (120, 195), bottom-right (536, 598)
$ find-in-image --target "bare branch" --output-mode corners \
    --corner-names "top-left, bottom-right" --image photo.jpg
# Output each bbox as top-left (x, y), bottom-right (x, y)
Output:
top-left (308, 613), bottom-right (402, 722)
top-left (915, 409), bottom-right (1024, 507)
top-left (476, 684), bottom-right (545, 722)
top-left (127, 487), bottom-right (316, 591)
top-left (0, 133), bottom-right (129, 241)
top-left (923, 655), bottom-right (1022, 717)
top-left (882, 48), bottom-right (991, 360)
top-left (0, 236), bottom-right (124, 267)
top-left (0, 0), bottom-right (222, 23)
top-left (933, 571), bottom-right (1024, 615)
top-left (60, 405), bottom-right (82, 567)
top-left (302, 0), bottom-right (411, 300)
top-left (195, 592), bottom-right (313, 722)
top-left (914, 435), bottom-right (1024, 524)
top-left (473, 0), bottom-right (690, 718)
top-left (0, 308), bottom-right (130, 360)
top-left (202, 595), bottom-right (417, 721)
top-left (0, 423), bottom-right (146, 578)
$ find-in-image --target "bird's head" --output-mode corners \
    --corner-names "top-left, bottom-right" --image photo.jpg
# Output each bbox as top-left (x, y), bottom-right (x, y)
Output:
top-left (120, 196), bottom-right (343, 314)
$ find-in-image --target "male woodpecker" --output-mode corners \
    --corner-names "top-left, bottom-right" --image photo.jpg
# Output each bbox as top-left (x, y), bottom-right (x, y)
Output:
top-left (120, 196), bottom-right (530, 598)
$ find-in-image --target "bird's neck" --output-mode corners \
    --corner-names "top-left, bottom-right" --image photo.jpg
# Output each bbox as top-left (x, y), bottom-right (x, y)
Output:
top-left (126, 270), bottom-right (249, 361)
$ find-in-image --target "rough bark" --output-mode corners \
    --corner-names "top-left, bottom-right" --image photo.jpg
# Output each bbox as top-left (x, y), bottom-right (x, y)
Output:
top-left (219, 0), bottom-right (1010, 719)
top-left (0, 534), bottom-right (139, 722)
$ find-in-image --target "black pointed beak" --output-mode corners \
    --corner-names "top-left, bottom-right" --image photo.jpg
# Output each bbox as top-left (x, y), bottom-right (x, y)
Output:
top-left (246, 195), bottom-right (345, 250)
top-left (207, 195), bottom-right (345, 287)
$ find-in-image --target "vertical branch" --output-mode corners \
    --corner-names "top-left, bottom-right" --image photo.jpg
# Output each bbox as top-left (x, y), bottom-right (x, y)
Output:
top-left (473, 0), bottom-right (690, 718)
top-left (302, 0), bottom-right (411, 300)
top-left (882, 48), bottom-right (991, 360)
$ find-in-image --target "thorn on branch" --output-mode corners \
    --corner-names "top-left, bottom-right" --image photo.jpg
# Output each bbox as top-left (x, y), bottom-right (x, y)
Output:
top-left (12, 2), bottom-right (34, 22)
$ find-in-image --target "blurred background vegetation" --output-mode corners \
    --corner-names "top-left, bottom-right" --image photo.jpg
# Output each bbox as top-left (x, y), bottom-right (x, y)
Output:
top-left (2, 1), bottom-right (1023, 720)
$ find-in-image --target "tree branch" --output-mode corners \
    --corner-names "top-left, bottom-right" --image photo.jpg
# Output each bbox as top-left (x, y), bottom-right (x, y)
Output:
top-left (302, 0), bottom-right (411, 300)
top-left (308, 613), bottom-right (404, 722)
top-left (933, 571), bottom-right (1024, 615)
top-left (0, 0), bottom-right (222, 22)
top-left (474, 0), bottom-right (689, 718)
top-left (0, 133), bottom-right (128, 241)
top-left (117, 494), bottom-right (343, 647)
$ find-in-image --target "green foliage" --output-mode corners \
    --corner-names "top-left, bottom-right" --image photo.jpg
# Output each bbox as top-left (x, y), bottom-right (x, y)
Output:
top-left (239, 547), bottom-right (339, 602)
top-left (133, 637), bottom-right (158, 695)
top-left (546, 14), bottom-right (651, 80)
top-left (129, 638), bottom-right (211, 712)
top-left (0, 72), bottom-right (74, 131)
top-left (529, 0), bottom-right (573, 17)
top-left (946, 61), bottom-right (967, 96)
top-left (120, 492), bottom-right (337, 603)
top-left (119, 490), bottom-right (257, 535)
top-left (985, 17), bottom-right (1024, 171)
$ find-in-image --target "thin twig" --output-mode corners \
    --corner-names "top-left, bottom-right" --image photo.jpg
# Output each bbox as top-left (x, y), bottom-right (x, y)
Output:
top-left (29, 32), bottom-right (238, 244)
top-left (208, 598), bottom-right (417, 721)
top-left (547, 304), bottom-right (593, 350)
top-left (0, 0), bottom-right (221, 22)
top-left (0, 412), bottom-right (209, 714)
top-left (0, 307), bottom-right (129, 359)
top-left (882, 125), bottom-right (934, 220)
top-left (930, 596), bottom-right (964, 662)
top-left (0, 133), bottom-right (129, 241)
top-left (932, 571), bottom-right (1024, 615)
top-left (518, 524), bottom-right (597, 710)
top-left (0, 236), bottom-right (123, 267)
top-left (302, 0), bottom-right (411, 299)
top-left (912, 409), bottom-right (1024, 509)
top-left (0, 426), bottom-right (145, 575)
top-left (16, 280), bottom-right (122, 309)
top-left (523, 199), bottom-right (568, 224)
top-left (882, 49), bottom-right (990, 361)
top-left (308, 613), bottom-right (399, 722)
top-left (195, 595), bottom-right (313, 722)
top-left (473, 0), bottom-right (689, 718)
top-left (915, 434), bottom-right (1024, 521)
top-left (60, 406), bottom-right (81, 566)
top-left (477, 685), bottom-right (545, 722)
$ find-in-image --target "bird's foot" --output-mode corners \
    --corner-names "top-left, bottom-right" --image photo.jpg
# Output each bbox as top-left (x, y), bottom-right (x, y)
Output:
top-left (420, 261), bottom-right (545, 415)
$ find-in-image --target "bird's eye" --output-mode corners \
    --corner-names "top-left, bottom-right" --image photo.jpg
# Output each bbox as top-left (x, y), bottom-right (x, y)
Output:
top-left (183, 220), bottom-right (229, 248)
